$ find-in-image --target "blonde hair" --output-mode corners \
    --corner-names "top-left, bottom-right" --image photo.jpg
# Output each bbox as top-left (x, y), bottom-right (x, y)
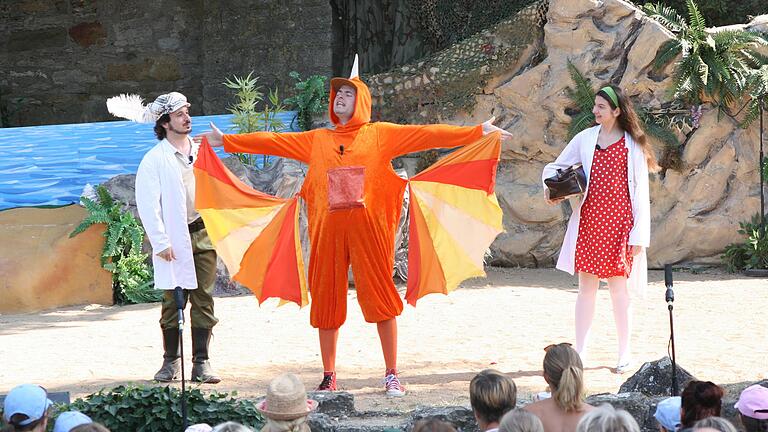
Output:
top-left (499, 408), bottom-right (544, 432)
top-left (259, 418), bottom-right (310, 432)
top-left (212, 422), bottom-right (253, 432)
top-left (576, 404), bottom-right (640, 432)
top-left (694, 417), bottom-right (738, 432)
top-left (543, 343), bottom-right (586, 412)
top-left (469, 369), bottom-right (518, 424)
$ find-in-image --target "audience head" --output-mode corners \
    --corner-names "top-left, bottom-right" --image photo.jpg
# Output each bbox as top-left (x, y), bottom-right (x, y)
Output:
top-left (498, 408), bottom-right (544, 432)
top-left (693, 417), bottom-right (737, 432)
top-left (576, 404), bottom-right (640, 432)
top-left (469, 369), bottom-right (517, 430)
top-left (53, 411), bottom-right (92, 432)
top-left (2, 384), bottom-right (52, 432)
top-left (681, 381), bottom-right (724, 428)
top-left (212, 422), bottom-right (253, 432)
top-left (70, 424), bottom-right (110, 432)
top-left (736, 384), bottom-right (768, 432)
top-left (257, 373), bottom-right (317, 432)
top-left (411, 418), bottom-right (458, 432)
top-left (543, 342), bottom-right (586, 412)
top-left (654, 396), bottom-right (681, 432)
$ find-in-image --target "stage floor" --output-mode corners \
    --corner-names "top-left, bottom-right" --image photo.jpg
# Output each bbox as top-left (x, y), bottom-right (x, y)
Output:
top-left (1, 267), bottom-right (766, 412)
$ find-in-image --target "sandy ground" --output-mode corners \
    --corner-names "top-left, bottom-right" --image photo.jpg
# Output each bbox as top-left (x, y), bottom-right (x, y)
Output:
top-left (1, 268), bottom-right (766, 413)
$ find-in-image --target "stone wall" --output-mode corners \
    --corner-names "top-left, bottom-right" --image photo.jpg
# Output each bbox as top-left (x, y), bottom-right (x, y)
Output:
top-left (0, 0), bottom-right (333, 126)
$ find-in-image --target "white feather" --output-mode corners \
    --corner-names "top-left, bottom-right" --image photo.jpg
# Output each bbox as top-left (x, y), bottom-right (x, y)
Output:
top-left (106, 94), bottom-right (152, 123)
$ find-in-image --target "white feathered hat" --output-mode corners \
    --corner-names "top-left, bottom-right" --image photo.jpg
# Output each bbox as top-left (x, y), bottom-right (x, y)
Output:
top-left (106, 92), bottom-right (190, 123)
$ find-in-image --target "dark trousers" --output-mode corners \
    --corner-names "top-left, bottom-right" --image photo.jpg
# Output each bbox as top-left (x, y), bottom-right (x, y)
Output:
top-left (159, 227), bottom-right (218, 329)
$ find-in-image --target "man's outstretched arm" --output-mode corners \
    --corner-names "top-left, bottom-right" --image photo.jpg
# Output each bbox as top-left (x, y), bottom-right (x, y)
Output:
top-left (194, 122), bottom-right (314, 164)
top-left (379, 117), bottom-right (511, 159)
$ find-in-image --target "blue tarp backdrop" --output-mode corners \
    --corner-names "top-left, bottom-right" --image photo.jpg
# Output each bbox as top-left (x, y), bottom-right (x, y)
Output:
top-left (0, 112), bottom-right (298, 210)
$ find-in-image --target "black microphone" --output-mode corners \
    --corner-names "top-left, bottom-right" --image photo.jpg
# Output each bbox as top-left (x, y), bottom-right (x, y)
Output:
top-left (595, 144), bottom-right (604, 151)
top-left (173, 286), bottom-right (185, 326)
top-left (664, 264), bottom-right (674, 305)
top-left (339, 145), bottom-right (344, 155)
top-left (188, 155), bottom-right (193, 164)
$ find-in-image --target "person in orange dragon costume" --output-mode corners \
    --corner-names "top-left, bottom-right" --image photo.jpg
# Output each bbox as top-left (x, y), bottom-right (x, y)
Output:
top-left (196, 56), bottom-right (510, 396)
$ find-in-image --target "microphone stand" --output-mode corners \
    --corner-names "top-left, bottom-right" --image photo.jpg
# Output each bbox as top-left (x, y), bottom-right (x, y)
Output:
top-left (174, 286), bottom-right (189, 431)
top-left (664, 265), bottom-right (678, 396)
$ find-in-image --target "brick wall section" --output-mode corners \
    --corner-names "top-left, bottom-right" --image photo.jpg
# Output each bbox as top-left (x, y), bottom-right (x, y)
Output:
top-left (0, 0), bottom-right (333, 126)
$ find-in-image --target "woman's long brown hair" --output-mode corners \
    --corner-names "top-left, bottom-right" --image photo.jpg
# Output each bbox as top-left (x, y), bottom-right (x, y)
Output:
top-left (596, 85), bottom-right (661, 173)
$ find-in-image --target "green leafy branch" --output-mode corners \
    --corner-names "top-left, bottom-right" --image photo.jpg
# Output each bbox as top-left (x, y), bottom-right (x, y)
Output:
top-left (284, 71), bottom-right (329, 131)
top-left (224, 72), bottom-right (286, 167)
top-left (70, 185), bottom-right (160, 304)
top-left (643, 0), bottom-right (768, 125)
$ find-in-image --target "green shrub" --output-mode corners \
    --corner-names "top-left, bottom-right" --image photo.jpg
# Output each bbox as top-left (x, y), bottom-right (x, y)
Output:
top-left (722, 214), bottom-right (768, 272)
top-left (224, 72), bottom-right (286, 168)
top-left (71, 185), bottom-right (160, 304)
top-left (643, 1), bottom-right (767, 122)
top-left (284, 71), bottom-right (328, 131)
top-left (67, 384), bottom-right (264, 432)
top-left (636, 0), bottom-right (766, 27)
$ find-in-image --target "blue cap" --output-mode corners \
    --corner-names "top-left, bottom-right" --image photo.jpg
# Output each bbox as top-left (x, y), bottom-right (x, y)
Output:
top-left (2, 384), bottom-right (53, 426)
top-left (654, 396), bottom-right (682, 431)
top-left (53, 411), bottom-right (93, 432)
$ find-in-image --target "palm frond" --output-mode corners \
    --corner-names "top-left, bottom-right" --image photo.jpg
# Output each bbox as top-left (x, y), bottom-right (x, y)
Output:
top-left (568, 111), bottom-right (596, 140)
top-left (642, 2), bottom-right (686, 33)
top-left (686, 0), bottom-right (707, 32)
top-left (653, 39), bottom-right (682, 70)
top-left (739, 99), bottom-right (761, 128)
top-left (565, 61), bottom-right (596, 112)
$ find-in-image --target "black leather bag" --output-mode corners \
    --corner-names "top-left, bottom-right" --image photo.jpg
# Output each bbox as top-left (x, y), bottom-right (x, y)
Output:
top-left (545, 164), bottom-right (587, 199)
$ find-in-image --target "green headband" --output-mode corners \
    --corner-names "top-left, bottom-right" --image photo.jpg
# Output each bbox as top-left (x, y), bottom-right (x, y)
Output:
top-left (599, 86), bottom-right (619, 108)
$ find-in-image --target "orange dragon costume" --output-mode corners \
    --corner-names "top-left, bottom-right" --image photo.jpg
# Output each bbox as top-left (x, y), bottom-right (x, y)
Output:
top-left (193, 60), bottom-right (504, 392)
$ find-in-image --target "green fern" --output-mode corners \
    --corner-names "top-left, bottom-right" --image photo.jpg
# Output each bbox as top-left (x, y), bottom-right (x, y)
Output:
top-left (645, 0), bottom-right (767, 119)
top-left (566, 61), bottom-right (596, 112)
top-left (564, 62), bottom-right (598, 139)
top-left (642, 3), bottom-right (686, 33)
top-left (70, 185), bottom-right (157, 304)
top-left (284, 71), bottom-right (329, 131)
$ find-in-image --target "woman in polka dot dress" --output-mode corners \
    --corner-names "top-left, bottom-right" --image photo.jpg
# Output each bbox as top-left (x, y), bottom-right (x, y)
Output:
top-left (542, 85), bottom-right (659, 374)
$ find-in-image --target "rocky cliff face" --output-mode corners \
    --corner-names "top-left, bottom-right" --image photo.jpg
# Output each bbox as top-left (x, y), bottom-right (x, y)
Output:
top-left (435, 0), bottom-right (766, 268)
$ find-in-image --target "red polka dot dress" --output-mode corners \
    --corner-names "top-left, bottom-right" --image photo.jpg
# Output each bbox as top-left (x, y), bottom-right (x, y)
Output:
top-left (575, 136), bottom-right (634, 278)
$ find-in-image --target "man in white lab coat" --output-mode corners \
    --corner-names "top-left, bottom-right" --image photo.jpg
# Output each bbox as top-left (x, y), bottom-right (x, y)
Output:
top-left (107, 92), bottom-right (220, 383)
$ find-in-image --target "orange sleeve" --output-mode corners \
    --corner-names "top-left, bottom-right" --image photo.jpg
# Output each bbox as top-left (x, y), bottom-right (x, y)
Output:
top-left (222, 130), bottom-right (316, 164)
top-left (376, 122), bottom-right (483, 159)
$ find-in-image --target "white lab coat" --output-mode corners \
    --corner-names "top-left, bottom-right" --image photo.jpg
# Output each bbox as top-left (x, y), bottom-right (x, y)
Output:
top-left (542, 125), bottom-right (650, 294)
top-left (135, 138), bottom-right (199, 290)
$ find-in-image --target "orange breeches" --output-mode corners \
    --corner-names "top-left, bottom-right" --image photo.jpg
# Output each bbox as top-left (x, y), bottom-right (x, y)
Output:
top-left (308, 206), bottom-right (403, 329)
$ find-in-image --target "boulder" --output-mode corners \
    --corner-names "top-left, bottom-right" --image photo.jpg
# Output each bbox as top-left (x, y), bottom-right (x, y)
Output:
top-left (618, 356), bottom-right (696, 397)
top-left (308, 391), bottom-right (356, 419)
top-left (407, 406), bottom-right (477, 432)
top-left (0, 205), bottom-right (113, 313)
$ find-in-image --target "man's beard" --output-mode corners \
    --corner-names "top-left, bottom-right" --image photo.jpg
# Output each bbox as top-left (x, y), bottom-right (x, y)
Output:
top-left (168, 122), bottom-right (192, 135)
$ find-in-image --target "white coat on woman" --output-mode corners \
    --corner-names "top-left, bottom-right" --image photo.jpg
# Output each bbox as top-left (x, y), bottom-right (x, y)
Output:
top-left (542, 124), bottom-right (650, 294)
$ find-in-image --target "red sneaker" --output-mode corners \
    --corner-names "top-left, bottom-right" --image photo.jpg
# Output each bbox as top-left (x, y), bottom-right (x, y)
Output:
top-left (384, 369), bottom-right (405, 397)
top-left (317, 371), bottom-right (337, 391)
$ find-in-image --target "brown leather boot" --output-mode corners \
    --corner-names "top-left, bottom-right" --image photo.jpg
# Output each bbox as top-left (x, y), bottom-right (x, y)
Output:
top-left (191, 328), bottom-right (221, 384)
top-left (153, 328), bottom-right (180, 382)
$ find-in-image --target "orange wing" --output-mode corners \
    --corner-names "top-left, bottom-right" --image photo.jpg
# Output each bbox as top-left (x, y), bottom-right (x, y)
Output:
top-left (193, 138), bottom-right (308, 306)
top-left (405, 132), bottom-right (504, 305)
